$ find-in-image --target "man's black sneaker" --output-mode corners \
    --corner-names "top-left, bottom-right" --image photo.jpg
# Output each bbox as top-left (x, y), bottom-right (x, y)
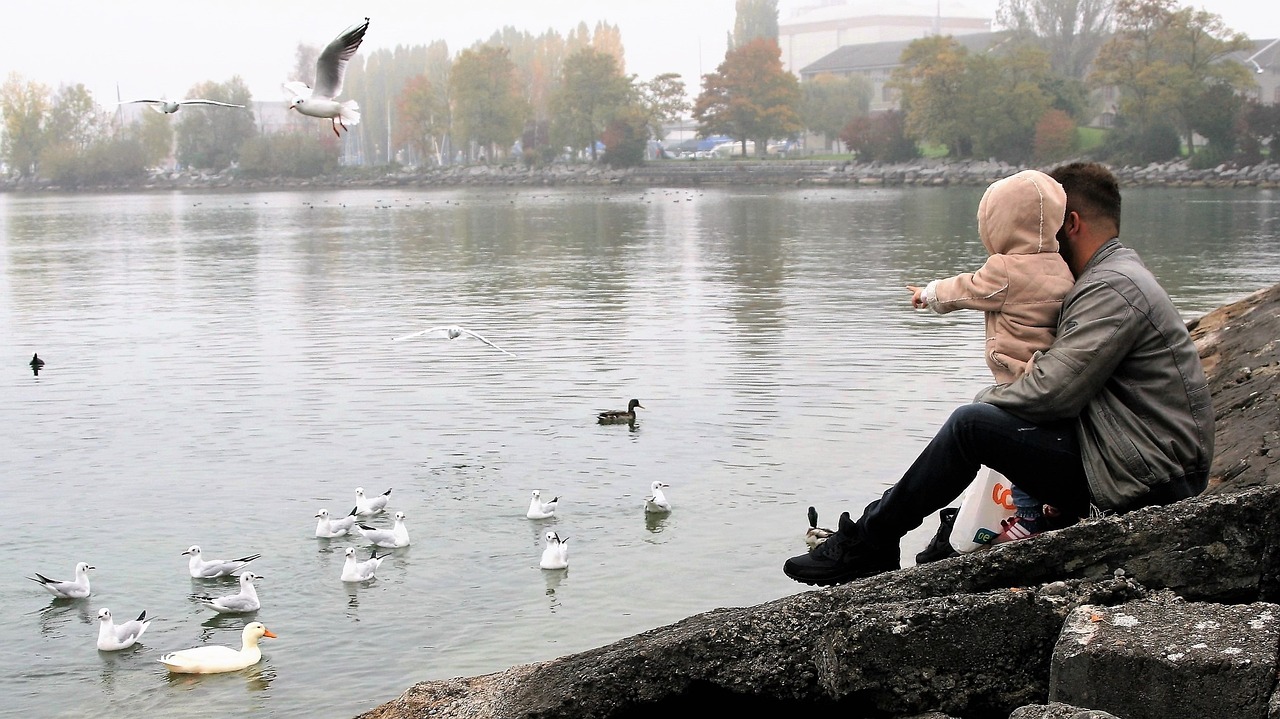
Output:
top-left (782, 511), bottom-right (900, 586)
top-left (914, 507), bottom-right (961, 564)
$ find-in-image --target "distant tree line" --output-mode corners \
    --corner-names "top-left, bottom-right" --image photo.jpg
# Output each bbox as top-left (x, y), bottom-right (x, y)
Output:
top-left (2, 0), bottom-right (1278, 184)
top-left (866, 0), bottom-right (1279, 166)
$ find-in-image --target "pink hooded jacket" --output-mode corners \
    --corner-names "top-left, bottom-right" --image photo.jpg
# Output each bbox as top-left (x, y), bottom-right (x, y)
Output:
top-left (922, 169), bottom-right (1075, 384)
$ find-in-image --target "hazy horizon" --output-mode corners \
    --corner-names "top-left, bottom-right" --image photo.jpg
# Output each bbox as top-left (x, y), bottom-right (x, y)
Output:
top-left (0, 0), bottom-right (1275, 109)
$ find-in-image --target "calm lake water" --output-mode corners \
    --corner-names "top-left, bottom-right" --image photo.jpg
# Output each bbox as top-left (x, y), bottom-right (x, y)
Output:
top-left (2, 184), bottom-right (1278, 718)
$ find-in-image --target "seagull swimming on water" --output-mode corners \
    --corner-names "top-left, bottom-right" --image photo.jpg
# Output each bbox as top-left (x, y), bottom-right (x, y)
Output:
top-left (644, 481), bottom-right (672, 514)
top-left (96, 608), bottom-right (153, 651)
top-left (284, 18), bottom-right (370, 136)
top-left (121, 97), bottom-right (244, 114)
top-left (195, 571), bottom-right (262, 614)
top-left (354, 487), bottom-right (392, 517)
top-left (341, 546), bottom-right (388, 582)
top-left (526, 490), bottom-right (559, 519)
top-left (539, 530), bottom-right (569, 570)
top-left (357, 511), bottom-right (411, 548)
top-left (27, 561), bottom-right (94, 599)
top-left (182, 545), bottom-right (261, 579)
top-left (315, 507), bottom-right (359, 537)
top-left (394, 325), bottom-right (515, 356)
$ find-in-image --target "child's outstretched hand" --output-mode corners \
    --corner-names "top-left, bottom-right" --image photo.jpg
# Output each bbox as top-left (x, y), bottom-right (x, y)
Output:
top-left (906, 285), bottom-right (927, 309)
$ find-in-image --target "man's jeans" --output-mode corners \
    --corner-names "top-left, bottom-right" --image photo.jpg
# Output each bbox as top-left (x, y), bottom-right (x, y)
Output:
top-left (860, 402), bottom-right (1091, 546)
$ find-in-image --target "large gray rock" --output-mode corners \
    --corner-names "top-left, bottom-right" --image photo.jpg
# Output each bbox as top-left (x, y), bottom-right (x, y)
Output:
top-left (1010, 703), bottom-right (1122, 719)
top-left (1050, 597), bottom-right (1280, 719)
top-left (356, 486), bottom-right (1280, 719)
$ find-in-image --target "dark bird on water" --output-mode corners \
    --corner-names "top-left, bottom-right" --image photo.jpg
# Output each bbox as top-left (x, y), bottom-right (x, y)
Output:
top-left (804, 506), bottom-right (836, 549)
top-left (30, 353), bottom-right (45, 375)
top-left (598, 399), bottom-right (644, 424)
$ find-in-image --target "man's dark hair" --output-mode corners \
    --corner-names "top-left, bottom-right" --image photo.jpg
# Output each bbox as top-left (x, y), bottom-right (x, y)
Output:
top-left (1050, 162), bottom-right (1121, 233)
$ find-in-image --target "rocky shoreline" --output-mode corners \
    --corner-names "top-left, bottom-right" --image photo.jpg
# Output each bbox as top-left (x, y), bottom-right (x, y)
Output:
top-left (4, 157), bottom-right (1280, 193)
top-left (352, 282), bottom-right (1280, 719)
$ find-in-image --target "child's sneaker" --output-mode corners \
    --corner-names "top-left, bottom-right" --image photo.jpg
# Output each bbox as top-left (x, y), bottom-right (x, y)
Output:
top-left (991, 516), bottom-right (1042, 544)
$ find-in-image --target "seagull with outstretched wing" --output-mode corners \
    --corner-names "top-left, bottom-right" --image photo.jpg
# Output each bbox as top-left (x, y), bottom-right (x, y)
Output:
top-left (284, 17), bottom-right (369, 136)
top-left (394, 325), bottom-right (516, 356)
top-left (121, 98), bottom-right (244, 114)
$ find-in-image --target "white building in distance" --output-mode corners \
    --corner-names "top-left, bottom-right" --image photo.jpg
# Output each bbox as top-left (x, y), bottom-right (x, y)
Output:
top-left (778, 0), bottom-right (992, 77)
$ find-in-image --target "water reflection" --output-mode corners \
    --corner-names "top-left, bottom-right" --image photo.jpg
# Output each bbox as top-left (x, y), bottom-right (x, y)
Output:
top-left (163, 662), bottom-right (276, 693)
top-left (644, 512), bottom-right (669, 534)
top-left (542, 568), bottom-right (566, 612)
top-left (96, 640), bottom-right (149, 692)
top-left (34, 598), bottom-right (94, 638)
top-left (344, 582), bottom-right (363, 618)
top-left (198, 615), bottom-right (252, 642)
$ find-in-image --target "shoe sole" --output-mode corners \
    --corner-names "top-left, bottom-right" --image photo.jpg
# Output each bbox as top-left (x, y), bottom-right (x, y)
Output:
top-left (783, 564), bottom-right (898, 587)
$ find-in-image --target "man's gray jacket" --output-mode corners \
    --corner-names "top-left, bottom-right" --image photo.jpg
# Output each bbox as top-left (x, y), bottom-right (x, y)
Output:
top-left (975, 239), bottom-right (1215, 512)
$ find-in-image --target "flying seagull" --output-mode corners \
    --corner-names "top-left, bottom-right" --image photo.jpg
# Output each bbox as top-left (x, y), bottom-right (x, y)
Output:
top-left (121, 98), bottom-right (244, 114)
top-left (284, 17), bottom-right (369, 136)
top-left (393, 325), bottom-right (515, 356)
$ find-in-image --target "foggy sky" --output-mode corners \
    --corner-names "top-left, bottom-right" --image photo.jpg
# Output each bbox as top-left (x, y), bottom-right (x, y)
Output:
top-left (0, 0), bottom-right (1274, 108)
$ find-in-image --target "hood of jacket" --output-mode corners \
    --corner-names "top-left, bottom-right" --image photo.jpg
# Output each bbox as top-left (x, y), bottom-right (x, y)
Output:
top-left (976, 169), bottom-right (1067, 257)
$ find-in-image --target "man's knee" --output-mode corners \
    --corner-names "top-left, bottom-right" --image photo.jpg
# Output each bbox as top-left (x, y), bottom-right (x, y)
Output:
top-left (946, 402), bottom-right (1008, 429)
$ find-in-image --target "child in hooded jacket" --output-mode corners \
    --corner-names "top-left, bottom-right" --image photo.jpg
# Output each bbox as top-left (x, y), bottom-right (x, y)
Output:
top-left (907, 169), bottom-right (1076, 542)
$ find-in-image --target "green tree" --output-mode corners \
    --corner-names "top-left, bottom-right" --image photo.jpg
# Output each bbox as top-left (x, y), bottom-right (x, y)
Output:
top-left (1098, 114), bottom-right (1181, 164)
top-left (1183, 81), bottom-right (1244, 167)
top-left (238, 133), bottom-right (339, 178)
top-left (132, 109), bottom-right (175, 167)
top-left (174, 77), bottom-right (255, 170)
top-left (891, 37), bottom-right (1055, 161)
top-left (43, 136), bottom-right (148, 187)
top-left (45, 83), bottom-right (102, 152)
top-left (997, 0), bottom-right (1115, 79)
top-left (0, 73), bottom-right (50, 178)
top-left (890, 36), bottom-right (976, 157)
top-left (551, 48), bottom-right (632, 161)
top-left (801, 73), bottom-right (872, 151)
top-left (637, 73), bottom-right (690, 142)
top-left (1090, 0), bottom-right (1254, 157)
top-left (966, 47), bottom-right (1054, 162)
top-left (449, 45), bottom-right (527, 161)
top-left (1240, 100), bottom-right (1280, 163)
top-left (693, 37), bottom-right (801, 157)
top-left (732, 0), bottom-right (779, 49)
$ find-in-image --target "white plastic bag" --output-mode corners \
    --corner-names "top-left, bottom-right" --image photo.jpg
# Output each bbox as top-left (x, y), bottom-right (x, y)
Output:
top-left (949, 467), bottom-right (1017, 553)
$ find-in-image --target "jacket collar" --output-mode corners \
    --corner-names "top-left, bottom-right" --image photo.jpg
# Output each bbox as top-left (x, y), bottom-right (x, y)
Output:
top-left (1080, 237), bottom-right (1122, 276)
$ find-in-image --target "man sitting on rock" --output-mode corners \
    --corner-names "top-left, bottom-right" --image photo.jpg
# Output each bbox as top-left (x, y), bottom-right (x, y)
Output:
top-left (784, 161), bottom-right (1216, 587)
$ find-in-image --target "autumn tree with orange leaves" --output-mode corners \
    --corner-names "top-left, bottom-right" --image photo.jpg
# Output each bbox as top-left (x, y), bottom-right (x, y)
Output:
top-left (395, 75), bottom-right (447, 165)
top-left (692, 37), bottom-right (800, 158)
